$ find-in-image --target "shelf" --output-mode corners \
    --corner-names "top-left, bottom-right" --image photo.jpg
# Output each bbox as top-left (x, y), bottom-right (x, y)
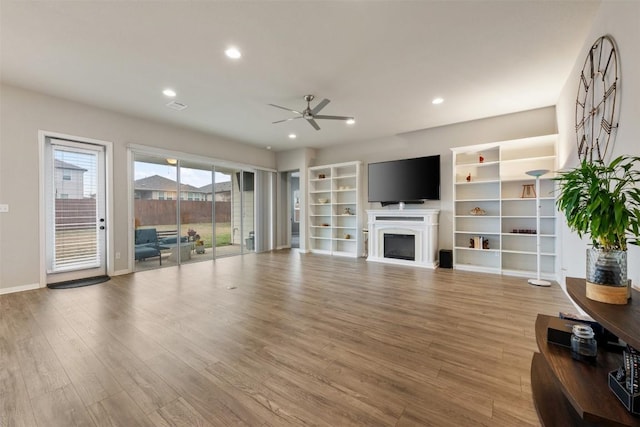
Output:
top-left (455, 231), bottom-right (500, 235)
top-left (501, 249), bottom-right (556, 256)
top-left (566, 278), bottom-right (640, 350)
top-left (502, 197), bottom-right (555, 201)
top-left (455, 160), bottom-right (500, 167)
top-left (534, 313), bottom-right (639, 426)
top-left (454, 247), bottom-right (500, 253)
top-left (531, 353), bottom-right (588, 427)
top-left (456, 198), bottom-right (501, 202)
top-left (455, 215), bottom-right (500, 218)
top-left (455, 179), bottom-right (500, 185)
top-left (308, 161), bottom-right (361, 258)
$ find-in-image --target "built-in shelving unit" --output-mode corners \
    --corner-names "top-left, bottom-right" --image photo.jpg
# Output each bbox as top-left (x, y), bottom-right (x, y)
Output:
top-left (451, 135), bottom-right (558, 279)
top-left (531, 278), bottom-right (640, 426)
top-left (308, 161), bottom-right (361, 258)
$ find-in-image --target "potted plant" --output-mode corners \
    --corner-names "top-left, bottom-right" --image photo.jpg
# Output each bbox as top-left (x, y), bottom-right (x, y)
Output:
top-left (555, 155), bottom-right (640, 304)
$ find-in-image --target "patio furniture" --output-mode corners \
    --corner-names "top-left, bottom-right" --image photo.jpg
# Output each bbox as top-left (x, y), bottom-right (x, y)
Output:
top-left (134, 228), bottom-right (164, 265)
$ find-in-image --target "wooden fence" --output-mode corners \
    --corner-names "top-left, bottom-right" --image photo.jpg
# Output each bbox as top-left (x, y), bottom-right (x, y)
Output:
top-left (135, 200), bottom-right (231, 226)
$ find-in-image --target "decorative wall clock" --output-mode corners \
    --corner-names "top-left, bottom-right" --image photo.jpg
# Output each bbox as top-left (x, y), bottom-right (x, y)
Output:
top-left (575, 35), bottom-right (619, 163)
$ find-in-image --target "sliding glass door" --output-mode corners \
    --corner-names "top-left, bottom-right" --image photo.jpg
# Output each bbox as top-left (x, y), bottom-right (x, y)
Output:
top-left (179, 161), bottom-right (214, 264)
top-left (132, 152), bottom-right (257, 270)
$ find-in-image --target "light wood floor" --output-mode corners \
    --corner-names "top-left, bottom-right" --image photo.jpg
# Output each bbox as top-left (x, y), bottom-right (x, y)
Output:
top-left (1, 250), bottom-right (576, 426)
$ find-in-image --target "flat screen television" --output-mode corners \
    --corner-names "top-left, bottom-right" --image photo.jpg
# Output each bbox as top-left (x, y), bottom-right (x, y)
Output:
top-left (368, 155), bottom-right (440, 204)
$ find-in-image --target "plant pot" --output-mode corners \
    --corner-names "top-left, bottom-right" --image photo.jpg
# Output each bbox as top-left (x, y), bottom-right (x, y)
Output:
top-left (586, 248), bottom-right (629, 304)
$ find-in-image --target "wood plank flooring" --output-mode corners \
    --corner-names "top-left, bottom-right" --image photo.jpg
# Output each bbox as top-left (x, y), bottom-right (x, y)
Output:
top-left (0, 250), bottom-right (576, 426)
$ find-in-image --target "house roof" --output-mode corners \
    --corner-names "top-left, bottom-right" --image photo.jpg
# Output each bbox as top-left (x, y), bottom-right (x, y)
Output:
top-left (55, 159), bottom-right (87, 172)
top-left (0, 2), bottom-right (600, 151)
top-left (199, 181), bottom-right (231, 194)
top-left (134, 175), bottom-right (203, 193)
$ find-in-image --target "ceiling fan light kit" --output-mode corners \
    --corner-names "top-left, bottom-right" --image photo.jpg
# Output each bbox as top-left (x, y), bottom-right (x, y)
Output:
top-left (269, 94), bottom-right (354, 131)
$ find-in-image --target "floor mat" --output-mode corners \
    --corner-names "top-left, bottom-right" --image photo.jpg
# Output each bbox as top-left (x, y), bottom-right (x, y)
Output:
top-left (47, 275), bottom-right (111, 289)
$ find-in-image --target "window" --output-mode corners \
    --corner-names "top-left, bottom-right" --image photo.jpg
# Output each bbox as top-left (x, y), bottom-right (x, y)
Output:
top-left (63, 172), bottom-right (71, 180)
top-left (158, 191), bottom-right (165, 200)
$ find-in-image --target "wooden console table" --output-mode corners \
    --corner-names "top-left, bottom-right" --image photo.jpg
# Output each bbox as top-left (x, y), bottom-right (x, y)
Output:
top-left (531, 277), bottom-right (640, 426)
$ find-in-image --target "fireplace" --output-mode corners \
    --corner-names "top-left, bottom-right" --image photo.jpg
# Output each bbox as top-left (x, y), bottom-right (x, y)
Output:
top-left (384, 234), bottom-right (415, 261)
top-left (366, 209), bottom-right (439, 268)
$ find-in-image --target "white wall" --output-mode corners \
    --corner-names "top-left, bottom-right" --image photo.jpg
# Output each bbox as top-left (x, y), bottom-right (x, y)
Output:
top-left (555, 1), bottom-right (640, 288)
top-left (313, 107), bottom-right (558, 253)
top-left (0, 84), bottom-right (276, 291)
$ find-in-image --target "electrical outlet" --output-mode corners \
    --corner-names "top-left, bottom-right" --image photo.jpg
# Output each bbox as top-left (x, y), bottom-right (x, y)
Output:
top-left (115, 252), bottom-right (121, 260)
top-left (0, 204), bottom-right (8, 213)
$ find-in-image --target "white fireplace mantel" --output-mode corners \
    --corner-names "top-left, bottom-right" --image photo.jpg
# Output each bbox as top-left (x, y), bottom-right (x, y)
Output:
top-left (366, 209), bottom-right (440, 268)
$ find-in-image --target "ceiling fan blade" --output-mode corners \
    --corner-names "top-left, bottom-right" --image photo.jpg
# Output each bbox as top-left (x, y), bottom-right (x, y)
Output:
top-left (268, 103), bottom-right (303, 115)
top-left (307, 118), bottom-right (321, 130)
top-left (311, 98), bottom-right (330, 115)
top-left (272, 117), bottom-right (303, 124)
top-left (314, 115), bottom-right (352, 121)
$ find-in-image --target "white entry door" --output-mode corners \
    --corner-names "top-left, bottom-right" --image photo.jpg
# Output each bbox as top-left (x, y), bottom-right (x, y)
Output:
top-left (44, 138), bottom-right (107, 283)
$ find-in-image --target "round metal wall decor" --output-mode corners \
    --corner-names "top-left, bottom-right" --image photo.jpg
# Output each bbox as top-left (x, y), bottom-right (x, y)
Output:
top-left (575, 35), bottom-right (619, 163)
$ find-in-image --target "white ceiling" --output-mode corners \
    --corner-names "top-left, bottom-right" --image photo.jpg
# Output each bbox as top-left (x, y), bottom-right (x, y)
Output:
top-left (0, 1), bottom-right (600, 152)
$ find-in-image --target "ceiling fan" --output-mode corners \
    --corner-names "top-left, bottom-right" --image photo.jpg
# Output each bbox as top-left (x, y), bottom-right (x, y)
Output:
top-left (269, 94), bottom-right (354, 130)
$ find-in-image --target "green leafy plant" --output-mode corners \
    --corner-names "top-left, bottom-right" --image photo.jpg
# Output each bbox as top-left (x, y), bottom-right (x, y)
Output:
top-left (555, 155), bottom-right (640, 251)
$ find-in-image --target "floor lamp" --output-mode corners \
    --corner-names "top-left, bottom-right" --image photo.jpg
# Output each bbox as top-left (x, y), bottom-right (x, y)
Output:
top-left (526, 169), bottom-right (551, 287)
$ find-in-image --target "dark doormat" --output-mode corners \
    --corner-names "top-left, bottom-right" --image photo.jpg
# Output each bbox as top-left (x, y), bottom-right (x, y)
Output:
top-left (47, 275), bottom-right (111, 289)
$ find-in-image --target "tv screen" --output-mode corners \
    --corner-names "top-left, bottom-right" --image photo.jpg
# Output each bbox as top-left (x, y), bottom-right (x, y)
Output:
top-left (368, 155), bottom-right (440, 203)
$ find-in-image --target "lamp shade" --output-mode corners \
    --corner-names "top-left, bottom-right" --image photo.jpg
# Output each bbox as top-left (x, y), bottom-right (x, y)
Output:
top-left (526, 169), bottom-right (549, 178)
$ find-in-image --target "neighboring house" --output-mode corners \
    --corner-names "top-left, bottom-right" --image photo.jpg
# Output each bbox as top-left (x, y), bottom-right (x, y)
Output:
top-left (54, 159), bottom-right (86, 199)
top-left (134, 175), bottom-right (208, 201)
top-left (199, 181), bottom-right (232, 202)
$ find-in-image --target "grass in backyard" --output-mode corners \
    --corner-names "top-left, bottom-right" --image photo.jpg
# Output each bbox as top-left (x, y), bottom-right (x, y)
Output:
top-left (153, 222), bottom-right (231, 247)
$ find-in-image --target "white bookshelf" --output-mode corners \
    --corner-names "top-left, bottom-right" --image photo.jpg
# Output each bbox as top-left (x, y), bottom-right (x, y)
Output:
top-left (451, 135), bottom-right (558, 280)
top-left (308, 161), bottom-right (362, 257)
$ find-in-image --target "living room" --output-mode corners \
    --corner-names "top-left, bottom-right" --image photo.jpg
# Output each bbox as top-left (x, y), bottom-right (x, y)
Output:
top-left (1, 1), bottom-right (640, 425)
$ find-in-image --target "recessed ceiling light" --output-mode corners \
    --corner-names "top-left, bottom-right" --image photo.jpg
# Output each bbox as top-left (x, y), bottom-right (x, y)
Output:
top-left (162, 88), bottom-right (176, 97)
top-left (166, 158), bottom-right (177, 165)
top-left (225, 47), bottom-right (242, 59)
top-left (346, 118), bottom-right (356, 125)
top-left (266, 146), bottom-right (272, 150)
top-left (288, 133), bottom-right (297, 139)
top-left (432, 97), bottom-right (444, 105)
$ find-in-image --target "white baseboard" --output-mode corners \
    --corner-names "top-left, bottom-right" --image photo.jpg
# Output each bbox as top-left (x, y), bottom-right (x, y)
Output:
top-left (111, 269), bottom-right (131, 276)
top-left (0, 282), bottom-right (42, 295)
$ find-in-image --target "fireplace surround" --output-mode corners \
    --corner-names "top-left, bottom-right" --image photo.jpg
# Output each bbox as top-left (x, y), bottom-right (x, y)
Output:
top-left (366, 209), bottom-right (439, 268)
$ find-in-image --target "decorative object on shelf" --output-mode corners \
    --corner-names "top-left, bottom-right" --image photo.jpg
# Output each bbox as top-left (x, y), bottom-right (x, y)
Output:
top-left (344, 234), bottom-right (351, 239)
top-left (472, 236), bottom-right (484, 249)
top-left (469, 238), bottom-right (474, 248)
top-left (526, 169), bottom-right (550, 287)
top-left (318, 173), bottom-right (326, 179)
top-left (318, 198), bottom-right (328, 204)
top-left (469, 207), bottom-right (486, 216)
top-left (576, 35), bottom-right (619, 163)
top-left (321, 223), bottom-right (330, 227)
top-left (521, 184), bottom-right (536, 198)
top-left (343, 207), bottom-right (352, 215)
top-left (466, 173), bottom-right (471, 182)
top-left (482, 239), bottom-right (489, 250)
top-left (555, 156), bottom-right (640, 304)
top-left (570, 324), bottom-right (597, 364)
top-left (479, 153), bottom-right (484, 163)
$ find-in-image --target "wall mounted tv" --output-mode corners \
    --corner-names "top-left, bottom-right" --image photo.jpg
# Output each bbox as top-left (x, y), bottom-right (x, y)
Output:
top-left (368, 155), bottom-right (440, 204)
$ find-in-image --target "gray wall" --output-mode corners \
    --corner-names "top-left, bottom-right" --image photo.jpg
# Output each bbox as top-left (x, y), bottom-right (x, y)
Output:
top-left (0, 84), bottom-right (275, 291)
